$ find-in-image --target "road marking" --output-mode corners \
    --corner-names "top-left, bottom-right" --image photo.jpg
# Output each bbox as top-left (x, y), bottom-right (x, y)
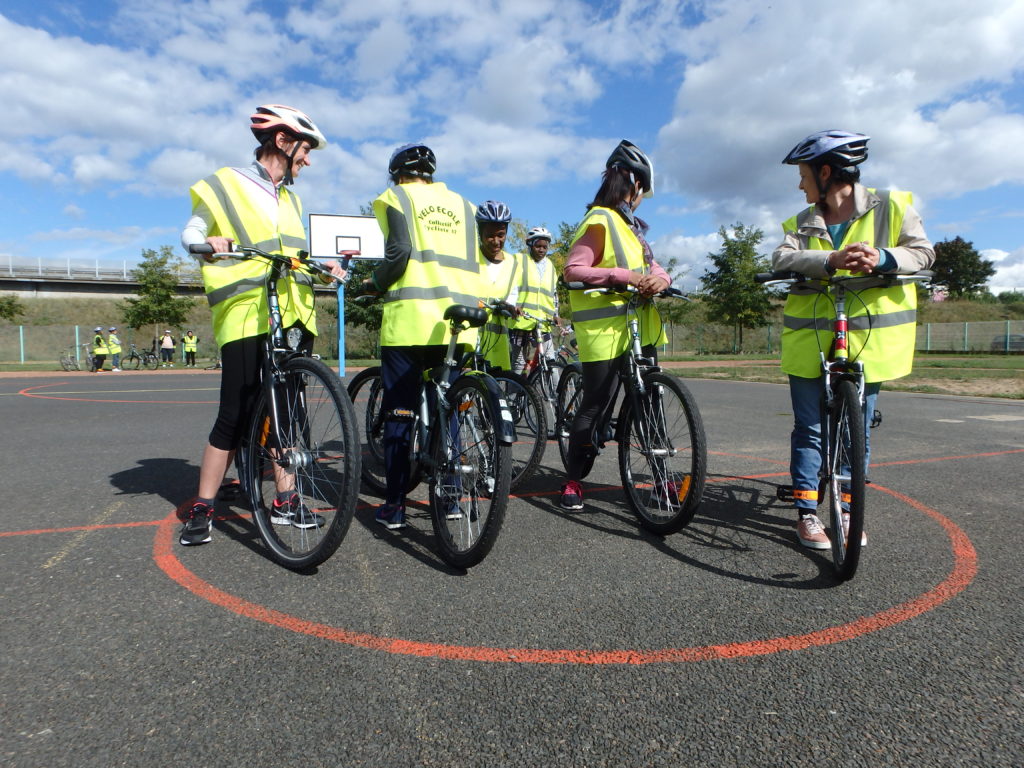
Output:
top-left (42, 501), bottom-right (123, 569)
top-left (966, 414), bottom-right (1024, 422)
top-left (935, 419), bottom-right (964, 423)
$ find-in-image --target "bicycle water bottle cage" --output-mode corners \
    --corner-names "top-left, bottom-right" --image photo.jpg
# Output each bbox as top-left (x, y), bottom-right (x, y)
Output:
top-left (444, 304), bottom-right (488, 328)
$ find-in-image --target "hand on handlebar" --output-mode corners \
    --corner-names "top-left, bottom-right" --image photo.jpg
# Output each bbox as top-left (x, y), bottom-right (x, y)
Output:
top-left (320, 258), bottom-right (348, 283)
top-left (202, 237), bottom-right (233, 262)
top-left (633, 273), bottom-right (670, 297)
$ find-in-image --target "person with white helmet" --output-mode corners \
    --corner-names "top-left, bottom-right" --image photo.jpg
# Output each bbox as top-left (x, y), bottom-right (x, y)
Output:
top-left (91, 327), bottom-right (109, 372)
top-left (159, 329), bottom-right (176, 367)
top-left (475, 200), bottom-right (520, 371)
top-left (774, 130), bottom-right (934, 550)
top-left (508, 225), bottom-right (560, 374)
top-left (178, 104), bottom-right (346, 547)
top-left (558, 140), bottom-right (671, 511)
top-left (362, 143), bottom-right (481, 529)
top-left (106, 327), bottom-right (121, 371)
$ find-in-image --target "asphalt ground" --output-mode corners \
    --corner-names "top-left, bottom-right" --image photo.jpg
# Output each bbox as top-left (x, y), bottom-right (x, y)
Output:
top-left (2, 369), bottom-right (1021, 768)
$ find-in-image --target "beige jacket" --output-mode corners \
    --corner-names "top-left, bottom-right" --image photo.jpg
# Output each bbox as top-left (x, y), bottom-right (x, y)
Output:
top-left (772, 184), bottom-right (934, 277)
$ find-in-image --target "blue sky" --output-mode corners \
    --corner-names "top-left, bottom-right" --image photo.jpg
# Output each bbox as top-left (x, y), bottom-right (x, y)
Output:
top-left (3, 0), bottom-right (1024, 293)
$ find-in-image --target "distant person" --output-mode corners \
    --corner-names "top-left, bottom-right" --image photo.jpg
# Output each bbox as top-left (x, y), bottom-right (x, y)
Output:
top-left (773, 130), bottom-right (934, 549)
top-left (177, 104), bottom-right (345, 547)
top-left (107, 327), bottom-right (122, 371)
top-left (159, 330), bottom-right (176, 367)
top-left (475, 200), bottom-right (520, 371)
top-left (91, 327), bottom-right (109, 372)
top-left (182, 330), bottom-right (199, 368)
top-left (558, 140), bottom-right (670, 511)
top-left (508, 226), bottom-right (559, 374)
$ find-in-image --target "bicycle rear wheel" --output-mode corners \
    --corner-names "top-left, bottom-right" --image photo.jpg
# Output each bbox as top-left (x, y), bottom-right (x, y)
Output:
top-left (492, 370), bottom-right (546, 490)
top-left (124, 353), bottom-right (141, 370)
top-left (347, 366), bottom-right (421, 496)
top-left (555, 362), bottom-right (583, 472)
top-left (429, 375), bottom-right (511, 569)
top-left (827, 378), bottom-right (866, 581)
top-left (244, 356), bottom-right (359, 570)
top-left (527, 360), bottom-right (564, 439)
top-left (60, 354), bottom-right (74, 372)
top-left (617, 372), bottom-right (707, 534)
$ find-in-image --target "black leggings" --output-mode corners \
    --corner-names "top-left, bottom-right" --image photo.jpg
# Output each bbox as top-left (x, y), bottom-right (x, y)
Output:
top-left (208, 327), bottom-right (313, 451)
top-left (565, 346), bottom-right (656, 482)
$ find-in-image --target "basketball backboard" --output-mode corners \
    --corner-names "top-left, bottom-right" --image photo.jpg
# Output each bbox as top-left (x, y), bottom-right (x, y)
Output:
top-left (308, 214), bottom-right (385, 260)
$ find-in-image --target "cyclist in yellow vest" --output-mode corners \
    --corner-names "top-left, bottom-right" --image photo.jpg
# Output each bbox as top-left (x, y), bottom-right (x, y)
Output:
top-left (559, 140), bottom-right (671, 511)
top-left (774, 130), bottom-right (934, 550)
top-left (178, 105), bottom-right (345, 547)
top-left (365, 143), bottom-right (481, 529)
top-left (91, 327), bottom-right (109, 372)
top-left (182, 330), bottom-right (199, 368)
top-left (508, 226), bottom-right (560, 374)
top-left (475, 200), bottom-right (520, 371)
top-left (107, 327), bottom-right (122, 371)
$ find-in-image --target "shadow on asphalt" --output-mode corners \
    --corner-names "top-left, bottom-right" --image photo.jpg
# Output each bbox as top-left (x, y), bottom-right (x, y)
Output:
top-left (109, 457), bottom-right (198, 509)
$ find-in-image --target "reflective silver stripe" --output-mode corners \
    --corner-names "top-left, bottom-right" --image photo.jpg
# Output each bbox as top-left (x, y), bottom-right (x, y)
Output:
top-left (874, 190), bottom-right (891, 249)
top-left (463, 198), bottom-right (476, 269)
top-left (572, 304), bottom-right (629, 323)
top-left (203, 173), bottom-right (255, 248)
top-left (206, 277), bottom-right (266, 307)
top-left (280, 234), bottom-right (307, 250)
top-left (784, 308), bottom-right (917, 332)
top-left (291, 270), bottom-right (315, 287)
top-left (383, 286), bottom-right (480, 305)
top-left (392, 187), bottom-right (479, 274)
top-left (418, 249), bottom-right (481, 272)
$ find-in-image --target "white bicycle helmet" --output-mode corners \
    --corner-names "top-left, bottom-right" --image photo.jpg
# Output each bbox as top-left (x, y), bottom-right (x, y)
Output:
top-left (250, 105), bottom-right (327, 150)
top-left (525, 226), bottom-right (552, 244)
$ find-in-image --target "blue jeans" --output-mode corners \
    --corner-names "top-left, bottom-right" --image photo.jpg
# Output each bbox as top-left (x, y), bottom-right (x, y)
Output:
top-left (789, 375), bottom-right (880, 512)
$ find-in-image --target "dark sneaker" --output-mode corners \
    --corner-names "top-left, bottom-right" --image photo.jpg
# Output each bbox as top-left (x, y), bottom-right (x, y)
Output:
top-left (797, 514), bottom-right (830, 550)
top-left (179, 502), bottom-right (213, 546)
top-left (374, 503), bottom-right (406, 530)
top-left (271, 497), bottom-right (294, 525)
top-left (273, 494), bottom-right (325, 529)
top-left (559, 481), bottom-right (584, 511)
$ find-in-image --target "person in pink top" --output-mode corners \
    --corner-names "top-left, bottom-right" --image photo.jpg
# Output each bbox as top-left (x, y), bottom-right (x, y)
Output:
top-left (558, 140), bottom-right (671, 510)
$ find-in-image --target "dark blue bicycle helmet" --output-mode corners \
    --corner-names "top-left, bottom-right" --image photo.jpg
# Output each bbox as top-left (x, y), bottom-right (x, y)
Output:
top-left (782, 130), bottom-right (869, 173)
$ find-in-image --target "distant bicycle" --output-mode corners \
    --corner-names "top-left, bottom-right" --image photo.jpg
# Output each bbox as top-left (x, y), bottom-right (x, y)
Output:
top-left (121, 342), bottom-right (160, 370)
top-left (59, 346), bottom-right (80, 371)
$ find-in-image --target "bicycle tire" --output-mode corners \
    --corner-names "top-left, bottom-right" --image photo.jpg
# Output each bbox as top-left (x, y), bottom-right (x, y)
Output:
top-left (429, 374), bottom-right (511, 569)
top-left (827, 378), bottom-right (866, 581)
top-left (617, 372), bottom-right (707, 534)
top-left (243, 356), bottom-right (360, 570)
top-left (492, 370), bottom-right (546, 489)
top-left (143, 353), bottom-right (160, 371)
top-left (346, 366), bottom-right (421, 496)
top-left (555, 362), bottom-right (583, 472)
top-left (527, 360), bottom-right (564, 439)
top-left (124, 353), bottom-right (141, 371)
top-left (59, 354), bottom-right (74, 372)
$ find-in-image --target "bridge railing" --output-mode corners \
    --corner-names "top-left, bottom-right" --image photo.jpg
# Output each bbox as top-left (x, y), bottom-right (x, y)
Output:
top-left (4, 257), bottom-right (203, 284)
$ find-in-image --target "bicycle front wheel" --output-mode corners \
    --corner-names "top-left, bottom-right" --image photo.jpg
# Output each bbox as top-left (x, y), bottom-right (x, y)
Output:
top-left (617, 372), bottom-right (707, 534)
top-left (60, 354), bottom-right (74, 372)
top-left (827, 378), bottom-right (866, 581)
top-left (347, 366), bottom-right (421, 496)
top-left (124, 353), bottom-right (141, 371)
top-left (493, 371), bottom-right (546, 490)
top-left (429, 375), bottom-right (511, 569)
top-left (244, 356), bottom-right (360, 570)
top-left (527, 360), bottom-right (564, 439)
top-left (143, 353), bottom-right (160, 371)
top-left (555, 362), bottom-right (583, 472)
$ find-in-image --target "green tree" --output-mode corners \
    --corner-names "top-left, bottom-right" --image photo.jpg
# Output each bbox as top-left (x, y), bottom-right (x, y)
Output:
top-left (120, 246), bottom-right (195, 339)
top-left (0, 293), bottom-right (26, 322)
top-left (932, 236), bottom-right (996, 298)
top-left (699, 223), bottom-right (774, 349)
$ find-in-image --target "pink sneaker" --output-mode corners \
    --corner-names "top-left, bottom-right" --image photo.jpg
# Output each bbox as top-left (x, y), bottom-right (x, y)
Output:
top-left (797, 514), bottom-right (830, 550)
top-left (841, 513), bottom-right (867, 548)
top-left (559, 481), bottom-right (584, 511)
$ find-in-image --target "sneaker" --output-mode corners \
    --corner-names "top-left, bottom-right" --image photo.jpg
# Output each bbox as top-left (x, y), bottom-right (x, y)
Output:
top-left (841, 512), bottom-right (868, 548)
top-left (374, 503), bottom-right (406, 530)
top-left (179, 502), bottom-right (213, 546)
top-left (272, 494), bottom-right (325, 529)
top-left (559, 481), bottom-right (584, 511)
top-left (797, 514), bottom-right (830, 550)
top-left (112, 367), bottom-right (121, 372)
top-left (271, 497), bottom-right (294, 525)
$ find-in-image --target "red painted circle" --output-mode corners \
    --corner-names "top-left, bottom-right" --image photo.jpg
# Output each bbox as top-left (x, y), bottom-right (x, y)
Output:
top-left (153, 483), bottom-right (977, 664)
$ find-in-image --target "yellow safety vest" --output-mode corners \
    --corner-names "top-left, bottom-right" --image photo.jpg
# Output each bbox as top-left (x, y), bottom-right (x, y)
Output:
top-left (107, 334), bottom-right (121, 355)
top-left (511, 254), bottom-right (557, 331)
top-left (781, 189), bottom-right (917, 382)
top-left (373, 182), bottom-right (481, 347)
top-left (92, 334), bottom-right (109, 355)
top-left (183, 335), bottom-right (198, 352)
top-left (478, 249), bottom-right (520, 370)
top-left (190, 167), bottom-right (315, 348)
top-left (568, 207), bottom-right (666, 363)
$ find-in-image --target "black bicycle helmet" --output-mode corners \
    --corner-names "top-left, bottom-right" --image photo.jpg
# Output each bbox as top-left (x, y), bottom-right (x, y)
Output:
top-left (388, 143), bottom-right (436, 182)
top-left (782, 130), bottom-right (869, 172)
top-left (475, 200), bottom-right (512, 224)
top-left (606, 139), bottom-right (654, 197)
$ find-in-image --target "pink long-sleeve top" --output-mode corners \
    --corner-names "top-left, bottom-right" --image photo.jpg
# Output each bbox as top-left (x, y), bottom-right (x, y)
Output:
top-left (563, 208), bottom-right (670, 287)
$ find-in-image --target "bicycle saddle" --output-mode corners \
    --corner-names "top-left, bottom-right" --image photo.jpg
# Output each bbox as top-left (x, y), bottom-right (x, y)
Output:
top-left (444, 304), bottom-right (488, 328)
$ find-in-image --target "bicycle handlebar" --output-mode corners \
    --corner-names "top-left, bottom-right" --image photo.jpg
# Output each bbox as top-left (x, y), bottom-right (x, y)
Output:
top-left (754, 269), bottom-right (934, 286)
top-left (564, 281), bottom-right (690, 300)
top-left (188, 243), bottom-right (352, 283)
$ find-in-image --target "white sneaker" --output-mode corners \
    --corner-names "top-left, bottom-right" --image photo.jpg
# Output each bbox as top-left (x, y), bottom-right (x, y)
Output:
top-left (797, 514), bottom-right (830, 549)
top-left (112, 367), bottom-right (121, 372)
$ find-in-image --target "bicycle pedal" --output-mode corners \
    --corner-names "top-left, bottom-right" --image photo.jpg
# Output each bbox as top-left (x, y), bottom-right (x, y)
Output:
top-left (776, 485), bottom-right (794, 501)
top-left (388, 409), bottom-right (416, 421)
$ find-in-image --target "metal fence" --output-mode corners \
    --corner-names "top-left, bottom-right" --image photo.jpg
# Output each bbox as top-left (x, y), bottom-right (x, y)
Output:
top-left (2, 319), bottom-right (1022, 365)
top-left (4, 256), bottom-right (202, 284)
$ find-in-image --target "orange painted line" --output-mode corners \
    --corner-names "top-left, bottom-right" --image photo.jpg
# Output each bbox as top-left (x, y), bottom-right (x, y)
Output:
top-left (872, 448), bottom-right (1024, 467)
top-left (151, 483), bottom-right (978, 665)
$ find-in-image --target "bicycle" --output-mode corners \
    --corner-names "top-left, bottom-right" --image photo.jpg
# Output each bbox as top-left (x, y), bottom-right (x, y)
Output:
top-left (121, 342), bottom-right (160, 371)
top-left (189, 243), bottom-right (360, 570)
top-left (556, 283), bottom-right (707, 534)
top-left (79, 343), bottom-right (99, 372)
top-left (755, 269), bottom-right (933, 580)
top-left (59, 346), bottom-right (80, 371)
top-left (518, 311), bottom-right (570, 440)
top-left (346, 296), bottom-right (515, 568)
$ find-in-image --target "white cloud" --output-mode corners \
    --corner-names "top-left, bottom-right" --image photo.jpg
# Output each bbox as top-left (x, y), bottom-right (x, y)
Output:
top-left (982, 247), bottom-right (1024, 293)
top-left (63, 204), bottom-right (86, 220)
